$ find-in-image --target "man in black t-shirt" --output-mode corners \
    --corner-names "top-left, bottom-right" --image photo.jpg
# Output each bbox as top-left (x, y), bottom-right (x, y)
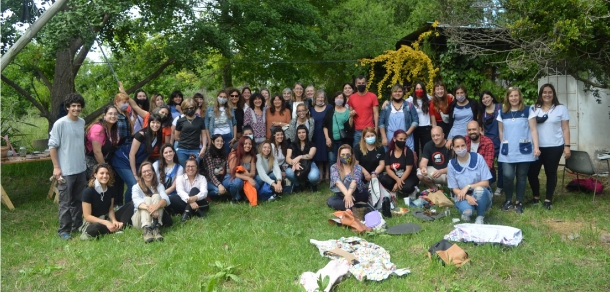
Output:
top-left (417, 126), bottom-right (452, 189)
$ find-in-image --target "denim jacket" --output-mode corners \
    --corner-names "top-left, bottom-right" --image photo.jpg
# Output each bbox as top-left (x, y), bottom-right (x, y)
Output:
top-left (378, 100), bottom-right (419, 130)
top-left (205, 106), bottom-right (237, 137)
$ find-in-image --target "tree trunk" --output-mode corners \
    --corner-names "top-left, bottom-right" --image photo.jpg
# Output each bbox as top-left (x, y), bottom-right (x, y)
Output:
top-left (48, 48), bottom-right (76, 132)
top-left (222, 62), bottom-right (233, 88)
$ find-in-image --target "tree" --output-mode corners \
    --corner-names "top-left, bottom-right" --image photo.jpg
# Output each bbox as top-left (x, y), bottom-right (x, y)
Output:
top-left (1, 0), bottom-right (195, 131)
top-left (436, 0), bottom-right (610, 90)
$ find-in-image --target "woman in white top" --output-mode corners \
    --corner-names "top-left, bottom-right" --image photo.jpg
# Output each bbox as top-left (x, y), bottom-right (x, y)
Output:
top-left (173, 156), bottom-right (209, 222)
top-left (130, 162), bottom-right (171, 243)
top-left (527, 84), bottom-right (570, 210)
top-left (256, 141), bottom-right (283, 201)
top-left (271, 127), bottom-right (289, 179)
top-left (152, 144), bottom-right (184, 198)
top-left (408, 82), bottom-right (436, 155)
top-left (286, 103), bottom-right (315, 143)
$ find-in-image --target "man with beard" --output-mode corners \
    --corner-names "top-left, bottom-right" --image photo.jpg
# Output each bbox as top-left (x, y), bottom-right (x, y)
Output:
top-left (465, 121), bottom-right (495, 181)
top-left (347, 75), bottom-right (379, 148)
top-left (418, 126), bottom-right (452, 190)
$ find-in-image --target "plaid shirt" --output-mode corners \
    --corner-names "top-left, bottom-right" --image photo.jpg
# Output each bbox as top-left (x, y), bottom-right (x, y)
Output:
top-left (117, 112), bottom-right (131, 141)
top-left (466, 135), bottom-right (495, 170)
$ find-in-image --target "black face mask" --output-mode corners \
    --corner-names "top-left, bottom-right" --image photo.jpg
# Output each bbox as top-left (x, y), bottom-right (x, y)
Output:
top-left (135, 98), bottom-right (150, 111)
top-left (357, 85), bottom-right (366, 93)
top-left (536, 114), bottom-right (548, 124)
top-left (395, 140), bottom-right (406, 149)
top-left (184, 109), bottom-right (196, 116)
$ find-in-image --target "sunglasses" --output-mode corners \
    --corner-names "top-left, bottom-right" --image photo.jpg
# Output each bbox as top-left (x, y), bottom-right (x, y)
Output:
top-left (230, 94), bottom-right (239, 97)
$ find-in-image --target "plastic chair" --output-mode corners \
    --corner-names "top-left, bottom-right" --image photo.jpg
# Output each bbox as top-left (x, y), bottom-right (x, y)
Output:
top-left (562, 150), bottom-right (602, 200)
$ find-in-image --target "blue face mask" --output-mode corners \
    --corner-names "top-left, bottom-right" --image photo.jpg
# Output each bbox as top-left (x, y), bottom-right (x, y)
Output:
top-left (365, 137), bottom-right (376, 145)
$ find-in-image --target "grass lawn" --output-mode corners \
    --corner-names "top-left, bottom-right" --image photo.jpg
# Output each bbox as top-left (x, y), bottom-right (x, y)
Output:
top-left (1, 161), bottom-right (609, 291)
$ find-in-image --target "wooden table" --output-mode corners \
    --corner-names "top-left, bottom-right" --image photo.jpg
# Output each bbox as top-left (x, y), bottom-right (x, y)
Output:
top-left (1, 155), bottom-right (54, 210)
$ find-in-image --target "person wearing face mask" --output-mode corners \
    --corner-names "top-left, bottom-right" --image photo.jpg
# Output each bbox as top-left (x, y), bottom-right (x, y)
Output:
top-left (327, 144), bottom-right (369, 211)
top-left (175, 98), bottom-right (208, 168)
top-left (479, 90), bottom-right (504, 196)
top-left (205, 90), bottom-right (237, 155)
top-left (379, 84), bottom-right (419, 152)
top-left (378, 130), bottom-right (419, 197)
top-left (324, 92), bottom-right (354, 166)
top-left (447, 85), bottom-right (481, 142)
top-left (354, 127), bottom-right (385, 183)
top-left (447, 135), bottom-right (493, 224)
top-left (113, 91), bottom-right (133, 143)
top-left (406, 82), bottom-right (436, 156)
top-left (232, 126), bottom-right (255, 150)
top-left (348, 76), bottom-right (379, 148)
top-left (310, 90), bottom-right (333, 182)
top-left (286, 103), bottom-right (315, 144)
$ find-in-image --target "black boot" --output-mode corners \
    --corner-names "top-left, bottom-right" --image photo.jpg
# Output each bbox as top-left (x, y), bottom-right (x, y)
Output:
top-left (382, 197), bottom-right (392, 218)
top-left (181, 205), bottom-right (192, 222)
top-left (195, 209), bottom-right (205, 218)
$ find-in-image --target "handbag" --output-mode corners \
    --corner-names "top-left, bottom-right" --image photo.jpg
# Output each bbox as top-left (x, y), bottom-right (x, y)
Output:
top-left (333, 113), bottom-right (347, 139)
top-left (427, 239), bottom-right (470, 267)
top-left (426, 190), bottom-right (454, 208)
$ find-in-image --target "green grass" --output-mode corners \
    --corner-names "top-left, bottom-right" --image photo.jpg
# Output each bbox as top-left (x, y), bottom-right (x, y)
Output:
top-left (2, 161), bottom-right (609, 291)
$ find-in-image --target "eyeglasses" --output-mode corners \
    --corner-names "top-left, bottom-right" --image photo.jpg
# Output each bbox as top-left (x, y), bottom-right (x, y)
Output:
top-left (230, 94), bottom-right (239, 97)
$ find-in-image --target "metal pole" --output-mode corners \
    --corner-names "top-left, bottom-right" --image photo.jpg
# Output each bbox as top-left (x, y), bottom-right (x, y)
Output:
top-left (0, 0), bottom-right (70, 72)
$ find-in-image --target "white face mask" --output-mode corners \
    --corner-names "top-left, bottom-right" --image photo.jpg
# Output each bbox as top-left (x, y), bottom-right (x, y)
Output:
top-left (455, 148), bottom-right (468, 157)
top-left (217, 97), bottom-right (227, 105)
top-left (456, 95), bottom-right (467, 102)
top-left (334, 99), bottom-right (344, 106)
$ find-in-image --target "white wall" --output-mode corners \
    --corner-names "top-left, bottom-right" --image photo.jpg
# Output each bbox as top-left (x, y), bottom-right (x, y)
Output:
top-left (538, 75), bottom-right (610, 171)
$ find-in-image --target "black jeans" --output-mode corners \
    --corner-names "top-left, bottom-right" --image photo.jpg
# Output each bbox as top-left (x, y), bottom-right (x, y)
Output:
top-left (527, 145), bottom-right (564, 201)
top-left (85, 221), bottom-right (112, 237)
top-left (168, 187), bottom-right (210, 215)
top-left (379, 173), bottom-right (419, 195)
top-left (413, 125), bottom-right (432, 157)
top-left (327, 188), bottom-right (369, 211)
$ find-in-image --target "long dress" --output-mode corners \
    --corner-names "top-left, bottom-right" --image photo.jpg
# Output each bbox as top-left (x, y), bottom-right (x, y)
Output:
top-left (310, 105), bottom-right (331, 162)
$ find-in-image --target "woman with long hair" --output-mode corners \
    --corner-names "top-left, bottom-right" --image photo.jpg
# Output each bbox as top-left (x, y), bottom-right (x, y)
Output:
top-left (479, 90), bottom-right (503, 195)
top-left (130, 162), bottom-right (172, 243)
top-left (378, 130), bottom-right (419, 197)
top-left (265, 94), bottom-right (291, 139)
top-left (152, 144), bottom-right (184, 198)
top-left (85, 105), bottom-right (120, 175)
top-left (354, 127), bottom-right (386, 182)
top-left (310, 90), bottom-right (333, 181)
top-left (429, 81), bottom-right (454, 137)
top-left (242, 87), bottom-right (252, 109)
top-left (243, 92), bottom-right (267, 146)
top-left (286, 103), bottom-right (315, 143)
top-left (173, 156), bottom-right (209, 222)
top-left (175, 98), bottom-right (208, 167)
top-left (152, 93), bottom-right (165, 108)
top-left (409, 82), bottom-right (436, 155)
top-left (193, 92), bottom-right (206, 118)
top-left (342, 83), bottom-right (355, 107)
top-left (201, 134), bottom-right (228, 197)
top-left (260, 88), bottom-right (271, 105)
top-left (271, 127), bottom-right (289, 179)
top-left (205, 90), bottom-right (236, 155)
top-left (305, 85), bottom-right (316, 101)
top-left (228, 88), bottom-right (245, 145)
top-left (324, 91), bottom-right (353, 167)
top-left (168, 90), bottom-right (184, 118)
top-left (286, 125), bottom-right (320, 192)
top-left (80, 164), bottom-right (124, 240)
top-left (379, 84), bottom-right (419, 151)
top-left (447, 135), bottom-right (493, 224)
top-left (222, 136), bottom-right (258, 203)
top-left (447, 84), bottom-right (481, 140)
top-left (112, 114), bottom-right (164, 204)
top-left (287, 82), bottom-right (312, 118)
top-left (527, 83), bottom-right (570, 210)
top-left (327, 144), bottom-right (369, 210)
top-left (282, 88), bottom-right (292, 106)
top-left (256, 140), bottom-right (283, 201)
top-left (498, 87), bottom-right (540, 214)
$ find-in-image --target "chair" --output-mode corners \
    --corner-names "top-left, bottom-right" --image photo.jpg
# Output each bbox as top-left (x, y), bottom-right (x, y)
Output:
top-left (562, 150), bottom-right (603, 201)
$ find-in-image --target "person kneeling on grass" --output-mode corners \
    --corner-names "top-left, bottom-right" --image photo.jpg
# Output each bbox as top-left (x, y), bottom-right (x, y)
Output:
top-left (131, 162), bottom-right (172, 243)
top-left (327, 144), bottom-right (369, 211)
top-left (173, 156), bottom-right (210, 222)
top-left (80, 164), bottom-right (124, 240)
top-left (447, 135), bottom-right (493, 224)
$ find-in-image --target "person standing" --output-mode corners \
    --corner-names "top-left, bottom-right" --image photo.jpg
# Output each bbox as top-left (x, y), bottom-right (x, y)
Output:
top-left (379, 84), bottom-right (419, 151)
top-left (348, 76), bottom-right (379, 147)
top-left (527, 84), bottom-right (570, 210)
top-left (323, 92), bottom-right (352, 164)
top-left (498, 87), bottom-right (540, 214)
top-left (429, 82), bottom-right (454, 138)
top-left (310, 90), bottom-right (333, 182)
top-left (243, 92), bottom-right (267, 146)
top-left (479, 90), bottom-right (503, 195)
top-left (265, 94), bottom-right (291, 139)
top-left (447, 85), bottom-right (480, 140)
top-left (408, 82), bottom-right (436, 156)
top-left (49, 93), bottom-right (88, 240)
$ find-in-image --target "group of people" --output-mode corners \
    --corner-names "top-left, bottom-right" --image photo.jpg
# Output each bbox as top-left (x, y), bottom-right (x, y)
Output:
top-left (48, 75), bottom-right (570, 242)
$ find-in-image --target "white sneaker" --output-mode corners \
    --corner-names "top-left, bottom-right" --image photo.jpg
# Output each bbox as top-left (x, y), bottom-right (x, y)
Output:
top-left (409, 190), bottom-right (417, 200)
top-left (475, 216), bottom-right (484, 224)
top-left (494, 188), bottom-right (502, 196)
top-left (461, 214), bottom-right (471, 222)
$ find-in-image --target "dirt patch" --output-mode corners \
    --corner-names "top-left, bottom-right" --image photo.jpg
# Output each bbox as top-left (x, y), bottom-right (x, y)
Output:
top-left (545, 220), bottom-right (588, 235)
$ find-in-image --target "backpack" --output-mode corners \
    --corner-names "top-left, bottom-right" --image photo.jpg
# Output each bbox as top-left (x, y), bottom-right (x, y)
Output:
top-left (566, 178), bottom-right (604, 193)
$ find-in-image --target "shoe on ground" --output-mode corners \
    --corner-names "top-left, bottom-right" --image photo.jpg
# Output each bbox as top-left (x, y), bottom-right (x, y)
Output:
top-left (493, 188), bottom-right (502, 196)
top-left (515, 202), bottom-right (524, 214)
top-left (501, 200), bottom-right (513, 211)
top-left (311, 184), bottom-right (318, 192)
top-left (59, 232), bottom-right (72, 240)
top-left (543, 201), bottom-right (552, 210)
top-left (267, 195), bottom-right (277, 202)
top-left (153, 226), bottom-right (163, 242)
top-left (195, 209), bottom-right (205, 218)
top-left (461, 214), bottom-right (471, 222)
top-left (80, 232), bottom-right (92, 241)
top-left (526, 198), bottom-right (540, 206)
top-left (230, 199), bottom-right (239, 205)
top-left (143, 227), bottom-right (155, 243)
top-left (474, 216), bottom-right (484, 224)
top-left (408, 190), bottom-right (417, 200)
top-left (381, 197), bottom-right (392, 218)
top-left (181, 211), bottom-right (190, 223)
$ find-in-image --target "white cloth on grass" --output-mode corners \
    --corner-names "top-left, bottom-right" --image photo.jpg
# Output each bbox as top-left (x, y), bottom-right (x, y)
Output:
top-left (444, 223), bottom-right (523, 246)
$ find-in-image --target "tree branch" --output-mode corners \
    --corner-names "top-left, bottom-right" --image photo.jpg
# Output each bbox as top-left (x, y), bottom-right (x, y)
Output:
top-left (83, 58), bottom-right (176, 124)
top-left (73, 13), bottom-right (111, 76)
top-left (35, 68), bottom-right (53, 91)
top-left (568, 72), bottom-right (607, 89)
top-left (1, 74), bottom-right (51, 120)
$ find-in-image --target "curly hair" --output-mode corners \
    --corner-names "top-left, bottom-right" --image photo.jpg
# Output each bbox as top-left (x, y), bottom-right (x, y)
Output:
top-left (88, 163), bottom-right (115, 187)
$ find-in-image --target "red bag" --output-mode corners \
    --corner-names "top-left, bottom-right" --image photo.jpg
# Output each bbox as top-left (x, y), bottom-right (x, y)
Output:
top-left (235, 166), bottom-right (258, 206)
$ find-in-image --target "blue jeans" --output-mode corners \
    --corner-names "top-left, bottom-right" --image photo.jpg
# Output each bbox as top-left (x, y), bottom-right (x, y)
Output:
top-left (285, 162), bottom-right (320, 186)
top-left (453, 187), bottom-right (492, 217)
top-left (353, 130), bottom-right (363, 149)
top-left (503, 162), bottom-right (531, 203)
top-left (220, 133), bottom-right (232, 157)
top-left (222, 174), bottom-right (259, 200)
top-left (176, 148), bottom-right (201, 168)
top-left (207, 183), bottom-right (221, 197)
top-left (255, 173), bottom-right (278, 187)
top-left (327, 140), bottom-right (342, 165)
top-left (113, 167), bottom-right (137, 204)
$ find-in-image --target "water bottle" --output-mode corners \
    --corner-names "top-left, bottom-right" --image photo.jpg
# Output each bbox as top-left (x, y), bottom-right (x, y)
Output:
top-left (19, 146), bottom-right (26, 157)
